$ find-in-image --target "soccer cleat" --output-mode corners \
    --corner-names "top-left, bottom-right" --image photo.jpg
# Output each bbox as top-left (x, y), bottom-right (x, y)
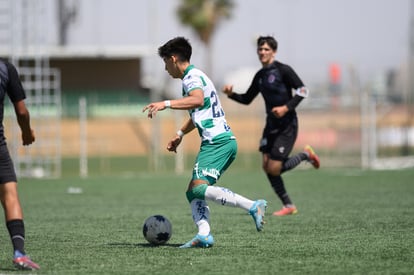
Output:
top-left (272, 206), bottom-right (298, 216)
top-left (304, 145), bottom-right (320, 169)
top-left (13, 251), bottom-right (40, 271)
top-left (179, 234), bottom-right (214, 248)
top-left (249, 199), bottom-right (267, 232)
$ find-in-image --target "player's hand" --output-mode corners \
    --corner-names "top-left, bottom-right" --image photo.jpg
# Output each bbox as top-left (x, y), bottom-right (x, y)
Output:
top-left (142, 101), bottom-right (166, 118)
top-left (22, 129), bottom-right (35, 146)
top-left (167, 135), bottom-right (182, 153)
top-left (272, 105), bottom-right (288, 118)
top-left (222, 85), bottom-right (234, 96)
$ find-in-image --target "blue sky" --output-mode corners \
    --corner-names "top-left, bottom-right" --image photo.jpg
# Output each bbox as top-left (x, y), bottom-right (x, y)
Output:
top-left (48, 0), bottom-right (411, 88)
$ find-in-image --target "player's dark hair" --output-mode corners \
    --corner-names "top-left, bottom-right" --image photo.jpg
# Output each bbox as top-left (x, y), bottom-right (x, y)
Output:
top-left (158, 37), bottom-right (192, 62)
top-left (257, 36), bottom-right (278, 51)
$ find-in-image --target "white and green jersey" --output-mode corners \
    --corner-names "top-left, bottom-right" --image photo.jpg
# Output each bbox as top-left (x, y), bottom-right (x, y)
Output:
top-left (182, 65), bottom-right (234, 144)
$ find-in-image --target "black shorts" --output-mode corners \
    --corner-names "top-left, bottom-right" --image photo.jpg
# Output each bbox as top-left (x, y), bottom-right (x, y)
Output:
top-left (0, 144), bottom-right (17, 184)
top-left (259, 118), bottom-right (298, 161)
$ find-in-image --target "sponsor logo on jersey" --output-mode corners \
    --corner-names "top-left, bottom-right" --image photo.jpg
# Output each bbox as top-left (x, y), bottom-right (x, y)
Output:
top-left (268, 74), bottom-right (276, 83)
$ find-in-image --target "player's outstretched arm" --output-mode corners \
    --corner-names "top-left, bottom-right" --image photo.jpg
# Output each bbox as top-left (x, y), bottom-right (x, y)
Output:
top-left (222, 84), bottom-right (234, 96)
top-left (142, 101), bottom-right (168, 118)
top-left (142, 90), bottom-right (204, 119)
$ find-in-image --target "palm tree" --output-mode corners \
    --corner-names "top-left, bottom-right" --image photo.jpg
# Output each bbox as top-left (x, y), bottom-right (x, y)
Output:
top-left (177, 0), bottom-right (234, 76)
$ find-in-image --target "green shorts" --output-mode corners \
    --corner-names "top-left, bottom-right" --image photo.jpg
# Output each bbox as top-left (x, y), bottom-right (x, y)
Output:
top-left (192, 137), bottom-right (237, 185)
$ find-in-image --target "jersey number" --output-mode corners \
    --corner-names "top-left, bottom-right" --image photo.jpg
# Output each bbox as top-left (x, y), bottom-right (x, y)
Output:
top-left (211, 91), bottom-right (224, 118)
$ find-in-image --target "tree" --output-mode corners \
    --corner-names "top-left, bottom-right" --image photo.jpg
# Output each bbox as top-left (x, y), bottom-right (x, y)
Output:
top-left (177, 0), bottom-right (234, 76)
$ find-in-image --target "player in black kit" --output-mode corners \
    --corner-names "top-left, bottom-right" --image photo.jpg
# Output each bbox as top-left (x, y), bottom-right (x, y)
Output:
top-left (0, 59), bottom-right (40, 270)
top-left (222, 36), bottom-right (320, 216)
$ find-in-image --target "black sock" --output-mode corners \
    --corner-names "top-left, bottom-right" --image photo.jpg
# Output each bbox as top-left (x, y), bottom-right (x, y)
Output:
top-left (266, 174), bottom-right (293, 205)
top-left (281, 152), bottom-right (308, 173)
top-left (6, 219), bottom-right (25, 255)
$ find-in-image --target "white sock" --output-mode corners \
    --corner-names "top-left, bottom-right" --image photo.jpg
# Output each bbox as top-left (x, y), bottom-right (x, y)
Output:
top-left (204, 185), bottom-right (254, 211)
top-left (190, 199), bottom-right (210, 236)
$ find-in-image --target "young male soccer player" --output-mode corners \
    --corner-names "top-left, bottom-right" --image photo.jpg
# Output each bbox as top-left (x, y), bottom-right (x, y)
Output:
top-left (0, 59), bottom-right (40, 270)
top-left (222, 36), bottom-right (320, 216)
top-left (142, 37), bottom-right (267, 248)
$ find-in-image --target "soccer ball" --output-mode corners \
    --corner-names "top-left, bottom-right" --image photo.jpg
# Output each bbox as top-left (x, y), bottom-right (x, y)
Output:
top-left (142, 215), bottom-right (172, 245)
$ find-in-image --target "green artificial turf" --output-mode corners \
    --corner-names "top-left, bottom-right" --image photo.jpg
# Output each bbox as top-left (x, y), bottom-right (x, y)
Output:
top-left (0, 166), bottom-right (412, 274)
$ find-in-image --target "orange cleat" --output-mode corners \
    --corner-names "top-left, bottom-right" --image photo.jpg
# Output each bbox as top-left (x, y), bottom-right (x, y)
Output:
top-left (304, 145), bottom-right (320, 169)
top-left (13, 255), bottom-right (40, 271)
top-left (272, 206), bottom-right (298, 216)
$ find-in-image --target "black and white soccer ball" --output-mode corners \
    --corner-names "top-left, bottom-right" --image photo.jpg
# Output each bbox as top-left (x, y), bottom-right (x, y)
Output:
top-left (142, 215), bottom-right (172, 245)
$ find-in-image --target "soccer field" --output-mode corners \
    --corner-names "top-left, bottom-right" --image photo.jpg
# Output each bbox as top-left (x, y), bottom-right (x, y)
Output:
top-left (1, 166), bottom-right (413, 274)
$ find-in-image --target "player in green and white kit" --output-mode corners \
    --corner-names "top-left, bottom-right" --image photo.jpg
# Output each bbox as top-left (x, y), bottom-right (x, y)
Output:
top-left (143, 37), bottom-right (267, 248)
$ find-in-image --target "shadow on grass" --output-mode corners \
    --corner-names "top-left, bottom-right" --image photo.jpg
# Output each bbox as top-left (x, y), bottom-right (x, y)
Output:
top-left (0, 267), bottom-right (18, 272)
top-left (105, 242), bottom-right (181, 248)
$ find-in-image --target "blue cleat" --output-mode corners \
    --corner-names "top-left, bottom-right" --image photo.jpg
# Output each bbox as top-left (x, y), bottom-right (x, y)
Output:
top-left (249, 200), bottom-right (267, 232)
top-left (179, 234), bottom-right (214, 248)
